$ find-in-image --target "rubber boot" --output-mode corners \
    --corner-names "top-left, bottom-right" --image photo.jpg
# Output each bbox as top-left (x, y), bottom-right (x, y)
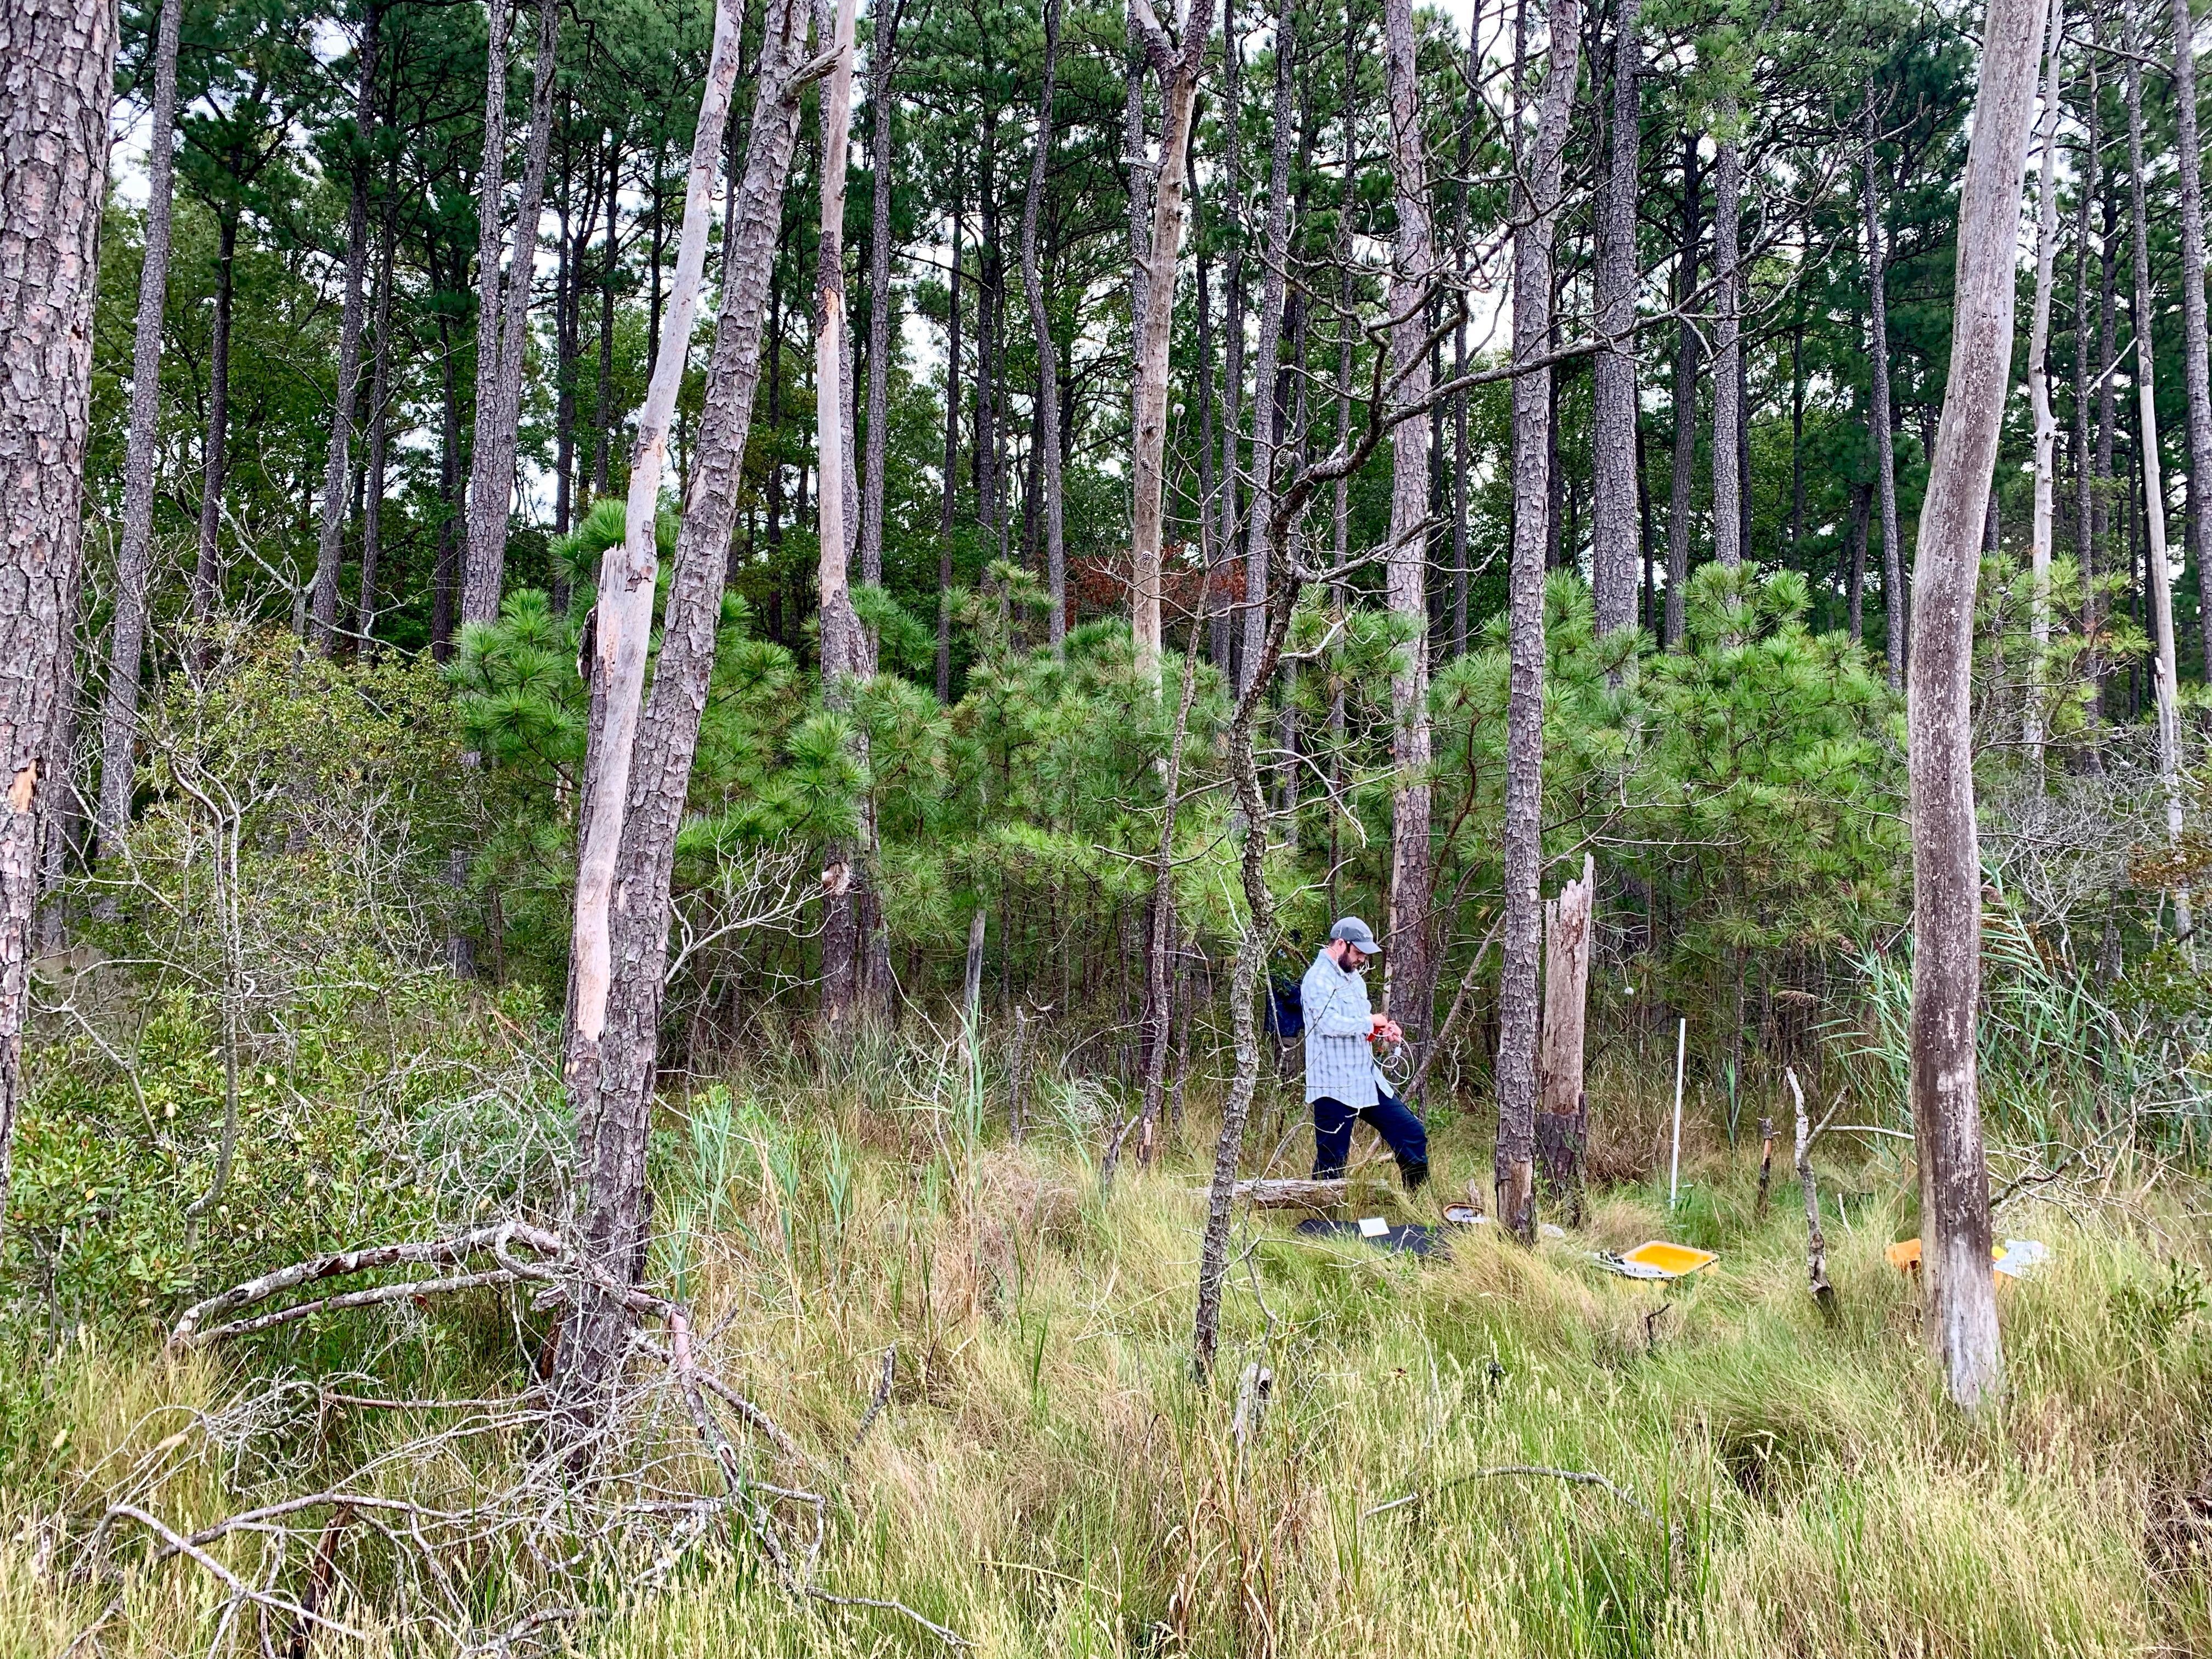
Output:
top-left (1399, 1159), bottom-right (1431, 1195)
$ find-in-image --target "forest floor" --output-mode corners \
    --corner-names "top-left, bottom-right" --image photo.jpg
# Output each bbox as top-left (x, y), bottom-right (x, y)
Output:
top-left (3, 1035), bottom-right (2210, 1657)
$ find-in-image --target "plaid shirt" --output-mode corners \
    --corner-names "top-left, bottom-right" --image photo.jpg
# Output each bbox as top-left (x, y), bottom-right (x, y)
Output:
top-left (1302, 949), bottom-right (1378, 1107)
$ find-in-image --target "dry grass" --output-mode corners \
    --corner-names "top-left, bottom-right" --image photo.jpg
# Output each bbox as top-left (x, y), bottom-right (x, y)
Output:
top-left (4, 1041), bottom-right (2210, 1658)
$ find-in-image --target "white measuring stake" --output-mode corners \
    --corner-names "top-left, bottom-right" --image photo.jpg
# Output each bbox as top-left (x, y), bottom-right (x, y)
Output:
top-left (1669, 1017), bottom-right (1686, 1211)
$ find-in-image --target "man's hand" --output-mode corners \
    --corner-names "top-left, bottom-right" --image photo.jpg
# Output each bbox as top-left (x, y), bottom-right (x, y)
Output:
top-left (1370, 1015), bottom-right (1404, 1044)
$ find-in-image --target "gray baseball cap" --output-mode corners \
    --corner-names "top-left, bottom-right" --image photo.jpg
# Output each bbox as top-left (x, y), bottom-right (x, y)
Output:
top-left (1329, 916), bottom-right (1380, 953)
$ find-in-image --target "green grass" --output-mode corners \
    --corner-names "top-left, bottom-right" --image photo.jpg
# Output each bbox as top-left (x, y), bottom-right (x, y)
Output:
top-left (4, 1035), bottom-right (2210, 1658)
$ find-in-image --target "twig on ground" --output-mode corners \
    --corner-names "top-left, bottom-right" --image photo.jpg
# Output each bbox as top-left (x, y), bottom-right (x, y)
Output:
top-left (1361, 1463), bottom-right (1657, 1525)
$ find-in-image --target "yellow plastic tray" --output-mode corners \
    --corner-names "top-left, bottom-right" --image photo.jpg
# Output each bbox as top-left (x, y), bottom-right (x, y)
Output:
top-left (1620, 1240), bottom-right (1718, 1278)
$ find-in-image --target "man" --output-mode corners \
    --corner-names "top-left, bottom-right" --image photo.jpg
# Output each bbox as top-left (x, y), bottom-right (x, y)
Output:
top-left (1301, 917), bottom-right (1429, 1192)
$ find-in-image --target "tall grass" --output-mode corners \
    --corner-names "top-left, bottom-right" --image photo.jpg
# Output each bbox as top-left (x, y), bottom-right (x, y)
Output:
top-left (4, 1029), bottom-right (2209, 1657)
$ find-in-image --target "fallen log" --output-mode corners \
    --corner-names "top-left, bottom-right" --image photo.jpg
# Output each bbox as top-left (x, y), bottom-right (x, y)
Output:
top-left (1229, 1178), bottom-right (1346, 1210)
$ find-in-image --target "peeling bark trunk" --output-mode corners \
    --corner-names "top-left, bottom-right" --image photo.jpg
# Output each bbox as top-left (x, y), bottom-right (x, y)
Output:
top-left (1908, 0), bottom-right (2042, 1412)
top-left (0, 0), bottom-right (116, 1233)
top-left (462, 0), bottom-right (561, 628)
top-left (1591, 0), bottom-right (1640, 637)
top-left (1020, 0), bottom-right (1066, 651)
top-left (312, 4), bottom-right (381, 648)
top-left (94, 0), bottom-right (182, 859)
top-left (1535, 853), bottom-right (1594, 1221)
top-left (1496, 0), bottom-right (1580, 1242)
top-left (2124, 0), bottom-right (2190, 935)
top-left (1865, 94), bottom-right (1904, 691)
top-left (1127, 0), bottom-right (1215, 682)
top-left (557, 0), bottom-right (809, 1414)
top-left (1382, 0), bottom-right (1437, 1060)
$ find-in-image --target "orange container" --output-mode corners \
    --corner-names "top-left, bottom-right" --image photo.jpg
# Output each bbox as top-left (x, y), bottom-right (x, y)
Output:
top-left (1618, 1241), bottom-right (1717, 1278)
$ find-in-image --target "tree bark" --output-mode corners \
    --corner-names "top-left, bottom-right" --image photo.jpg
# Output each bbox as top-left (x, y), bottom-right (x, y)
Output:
top-left (357, 195), bottom-right (397, 651)
top-left (1865, 94), bottom-right (1905, 691)
top-left (2173, 0), bottom-right (2212, 684)
top-left (1381, 0), bottom-right (1438, 1060)
top-left (192, 209), bottom-right (238, 636)
top-left (94, 0), bottom-right (183, 859)
top-left (1592, 0), bottom-right (1640, 637)
top-left (594, 137), bottom-right (619, 501)
top-left (1908, 0), bottom-right (2044, 1413)
top-left (0, 0), bottom-right (116, 1234)
top-left (1712, 104), bottom-right (1744, 569)
top-left (462, 0), bottom-right (561, 628)
top-left (1535, 853), bottom-right (1595, 1220)
top-left (312, 3), bottom-right (381, 649)
top-left (936, 184), bottom-right (961, 701)
top-left (558, 0), bottom-right (809, 1415)
top-left (1019, 0), bottom-right (1066, 651)
top-left (1128, 0), bottom-right (1215, 682)
top-left (2027, 0), bottom-right (2065, 783)
top-left (1664, 134), bottom-right (1700, 648)
top-left (1241, 0), bottom-right (1296, 692)
top-left (2124, 0), bottom-right (2190, 934)
top-left (1217, 0), bottom-right (1246, 678)
top-left (860, 0), bottom-right (901, 590)
top-left (562, 0), bottom-right (748, 1169)
top-left (1496, 0), bottom-right (1580, 1241)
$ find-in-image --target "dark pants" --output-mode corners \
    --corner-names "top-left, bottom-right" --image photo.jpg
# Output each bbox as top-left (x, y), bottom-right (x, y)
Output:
top-left (1311, 1087), bottom-right (1428, 1182)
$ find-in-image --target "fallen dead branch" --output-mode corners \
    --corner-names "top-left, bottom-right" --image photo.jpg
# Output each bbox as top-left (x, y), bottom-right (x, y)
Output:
top-left (1361, 1463), bottom-right (1658, 1525)
top-left (66, 1222), bottom-right (971, 1654)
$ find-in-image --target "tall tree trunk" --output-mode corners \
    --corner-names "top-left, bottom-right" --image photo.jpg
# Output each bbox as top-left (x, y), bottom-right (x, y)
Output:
top-left (1381, 0), bottom-right (1437, 1059)
top-left (1496, 0), bottom-right (1581, 1240)
top-left (1591, 0), bottom-right (1640, 635)
top-left (312, 3), bottom-right (381, 648)
top-left (94, 0), bottom-right (182, 859)
top-left (2073, 57), bottom-right (2100, 729)
top-left (1908, 0), bottom-right (2043, 1414)
top-left (462, 0), bottom-right (561, 627)
top-left (1665, 134), bottom-right (1700, 647)
top-left (1128, 0), bottom-right (1215, 682)
top-left (434, 298), bottom-right (461, 661)
top-left (1217, 0), bottom-right (1246, 678)
top-left (936, 184), bottom-right (961, 701)
top-left (0, 0), bottom-right (116, 1234)
top-left (2027, 0), bottom-right (2065, 783)
top-left (1712, 105), bottom-right (1744, 569)
top-left (2173, 0), bottom-right (2212, 683)
top-left (594, 137), bottom-right (619, 500)
top-left (558, 0), bottom-right (812, 1413)
top-left (192, 210), bottom-right (239, 633)
top-left (562, 0), bottom-right (748, 1179)
top-left (1241, 0), bottom-right (1296, 692)
top-left (860, 0), bottom-right (901, 589)
top-left (2124, 0), bottom-right (2191, 934)
top-left (1020, 0), bottom-right (1066, 651)
top-left (1864, 94), bottom-right (1904, 690)
top-left (357, 195), bottom-right (397, 650)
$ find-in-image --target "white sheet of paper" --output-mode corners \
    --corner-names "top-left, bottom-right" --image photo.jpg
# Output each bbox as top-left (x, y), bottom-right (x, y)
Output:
top-left (1357, 1216), bottom-right (1389, 1238)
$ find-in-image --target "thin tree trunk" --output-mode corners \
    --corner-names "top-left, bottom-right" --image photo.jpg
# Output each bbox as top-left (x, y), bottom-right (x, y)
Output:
top-left (0, 0), bottom-right (116, 1234)
top-left (94, 0), bottom-right (182, 859)
top-left (463, 0), bottom-right (560, 627)
top-left (936, 184), bottom-right (961, 701)
top-left (860, 0), bottom-right (901, 589)
top-left (558, 0), bottom-right (812, 1414)
top-left (2074, 60), bottom-right (2100, 735)
top-left (1128, 0), bottom-right (1215, 682)
top-left (1020, 0), bottom-right (1066, 651)
top-left (1382, 0), bottom-right (1438, 1059)
top-left (1592, 0), bottom-right (1640, 636)
top-left (1496, 0), bottom-right (1581, 1240)
top-left (2027, 0), bottom-right (2066, 783)
top-left (1908, 0), bottom-right (2042, 1413)
top-left (1865, 94), bottom-right (1904, 690)
top-left (357, 195), bottom-right (397, 650)
top-left (1713, 106), bottom-right (1743, 569)
top-left (2124, 0), bottom-right (2191, 934)
top-left (2174, 0), bottom-right (2212, 683)
top-left (594, 138), bottom-right (619, 500)
top-left (1242, 0), bottom-right (1296, 692)
top-left (1848, 479), bottom-right (1870, 640)
top-left (312, 4), bottom-right (381, 648)
top-left (562, 0), bottom-right (748, 1162)
top-left (1217, 0), bottom-right (1246, 676)
top-left (192, 210), bottom-right (239, 633)
top-left (1665, 134), bottom-right (1700, 647)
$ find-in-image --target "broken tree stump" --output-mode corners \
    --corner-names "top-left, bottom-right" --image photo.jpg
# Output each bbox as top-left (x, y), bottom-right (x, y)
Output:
top-left (1536, 854), bottom-right (1597, 1224)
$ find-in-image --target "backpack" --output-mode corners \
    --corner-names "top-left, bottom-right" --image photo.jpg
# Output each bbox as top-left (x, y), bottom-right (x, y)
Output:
top-left (1267, 974), bottom-right (1304, 1040)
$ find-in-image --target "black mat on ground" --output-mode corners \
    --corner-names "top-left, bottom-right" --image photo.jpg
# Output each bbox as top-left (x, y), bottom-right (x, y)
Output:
top-left (1292, 1218), bottom-right (1448, 1257)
